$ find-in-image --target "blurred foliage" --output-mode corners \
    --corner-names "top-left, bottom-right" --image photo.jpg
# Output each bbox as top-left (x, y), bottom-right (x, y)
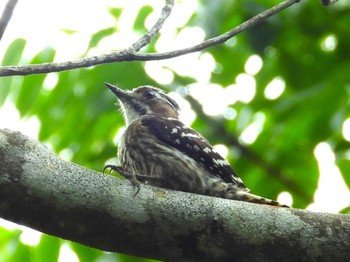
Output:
top-left (1, 0), bottom-right (350, 261)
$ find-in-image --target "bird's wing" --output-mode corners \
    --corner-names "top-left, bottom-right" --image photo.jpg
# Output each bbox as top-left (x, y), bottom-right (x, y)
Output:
top-left (141, 115), bottom-right (245, 188)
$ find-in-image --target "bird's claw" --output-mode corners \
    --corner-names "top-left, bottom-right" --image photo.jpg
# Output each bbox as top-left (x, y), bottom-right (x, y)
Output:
top-left (103, 165), bottom-right (141, 196)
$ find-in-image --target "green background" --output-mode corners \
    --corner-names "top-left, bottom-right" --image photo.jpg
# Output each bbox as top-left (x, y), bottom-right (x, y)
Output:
top-left (0, 0), bottom-right (349, 261)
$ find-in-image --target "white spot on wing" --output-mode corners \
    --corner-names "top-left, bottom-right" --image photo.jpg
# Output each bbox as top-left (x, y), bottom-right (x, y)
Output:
top-left (235, 177), bottom-right (243, 183)
top-left (171, 128), bottom-right (178, 134)
top-left (213, 158), bottom-right (229, 166)
top-left (193, 145), bottom-right (200, 151)
top-left (166, 117), bottom-right (179, 121)
top-left (203, 147), bottom-right (211, 154)
top-left (181, 132), bottom-right (200, 138)
top-left (175, 139), bottom-right (180, 144)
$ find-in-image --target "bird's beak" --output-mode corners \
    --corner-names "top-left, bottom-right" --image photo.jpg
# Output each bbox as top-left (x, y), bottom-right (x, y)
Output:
top-left (105, 83), bottom-right (131, 102)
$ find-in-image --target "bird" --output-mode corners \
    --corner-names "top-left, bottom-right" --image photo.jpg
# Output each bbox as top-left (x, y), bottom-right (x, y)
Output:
top-left (104, 82), bottom-right (288, 207)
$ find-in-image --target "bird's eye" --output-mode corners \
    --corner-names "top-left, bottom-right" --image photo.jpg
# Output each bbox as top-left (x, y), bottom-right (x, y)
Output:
top-left (143, 91), bottom-right (156, 100)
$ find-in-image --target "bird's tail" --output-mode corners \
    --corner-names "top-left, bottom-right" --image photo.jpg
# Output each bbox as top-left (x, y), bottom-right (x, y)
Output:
top-left (237, 190), bottom-right (289, 208)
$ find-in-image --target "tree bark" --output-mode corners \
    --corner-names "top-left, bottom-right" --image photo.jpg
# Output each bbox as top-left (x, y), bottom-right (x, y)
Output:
top-left (0, 128), bottom-right (349, 261)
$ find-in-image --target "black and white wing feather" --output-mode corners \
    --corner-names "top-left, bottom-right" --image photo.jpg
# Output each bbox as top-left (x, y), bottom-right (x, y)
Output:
top-left (141, 115), bottom-right (246, 188)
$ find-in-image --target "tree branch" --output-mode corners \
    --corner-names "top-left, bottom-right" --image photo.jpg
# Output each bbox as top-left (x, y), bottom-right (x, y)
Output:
top-left (0, 0), bottom-right (19, 41)
top-left (130, 0), bottom-right (174, 52)
top-left (0, 128), bottom-right (349, 261)
top-left (0, 0), bottom-right (299, 77)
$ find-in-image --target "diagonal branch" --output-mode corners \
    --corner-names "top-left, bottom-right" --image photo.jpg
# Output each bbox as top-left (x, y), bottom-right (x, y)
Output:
top-left (0, 128), bottom-right (350, 261)
top-left (130, 0), bottom-right (174, 52)
top-left (0, 0), bottom-right (19, 41)
top-left (0, 0), bottom-right (299, 77)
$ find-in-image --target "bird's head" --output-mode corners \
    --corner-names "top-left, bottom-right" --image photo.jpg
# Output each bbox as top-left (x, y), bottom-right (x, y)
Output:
top-left (105, 83), bottom-right (180, 125)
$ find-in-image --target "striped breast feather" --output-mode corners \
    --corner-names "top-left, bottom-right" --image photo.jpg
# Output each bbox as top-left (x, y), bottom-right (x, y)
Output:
top-left (141, 115), bottom-right (245, 188)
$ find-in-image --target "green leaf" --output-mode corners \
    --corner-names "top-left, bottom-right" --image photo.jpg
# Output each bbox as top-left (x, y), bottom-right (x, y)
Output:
top-left (133, 5), bottom-right (153, 32)
top-left (8, 241), bottom-right (31, 262)
top-left (339, 205), bottom-right (350, 215)
top-left (1, 38), bottom-right (26, 66)
top-left (60, 29), bottom-right (78, 34)
top-left (87, 27), bottom-right (115, 50)
top-left (70, 242), bottom-right (102, 262)
top-left (33, 234), bottom-right (61, 262)
top-left (0, 38), bottom-right (26, 106)
top-left (15, 47), bottom-right (55, 116)
top-left (338, 158), bottom-right (350, 189)
top-left (108, 7), bottom-right (123, 19)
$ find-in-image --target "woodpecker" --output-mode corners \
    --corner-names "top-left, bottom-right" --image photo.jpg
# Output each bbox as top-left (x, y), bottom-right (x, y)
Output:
top-left (104, 83), bottom-right (288, 207)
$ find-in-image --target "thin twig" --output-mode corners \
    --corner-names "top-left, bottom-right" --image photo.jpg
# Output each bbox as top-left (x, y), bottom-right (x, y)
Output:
top-left (130, 0), bottom-right (174, 52)
top-left (0, 0), bottom-right (19, 41)
top-left (135, 0), bottom-right (300, 59)
top-left (0, 0), bottom-right (300, 77)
